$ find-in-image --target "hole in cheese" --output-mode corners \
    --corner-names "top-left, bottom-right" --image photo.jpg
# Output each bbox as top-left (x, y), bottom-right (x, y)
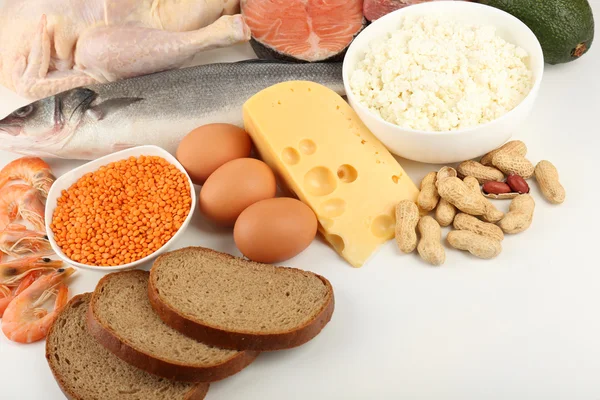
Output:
top-left (299, 139), bottom-right (317, 155)
top-left (327, 234), bottom-right (345, 253)
top-left (371, 215), bottom-right (395, 239)
top-left (282, 147), bottom-right (300, 165)
top-left (303, 166), bottom-right (337, 197)
top-left (337, 165), bottom-right (358, 183)
top-left (319, 198), bottom-right (346, 218)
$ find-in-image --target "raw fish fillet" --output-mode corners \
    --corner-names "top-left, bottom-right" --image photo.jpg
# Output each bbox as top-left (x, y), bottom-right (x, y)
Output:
top-left (242, 0), bottom-right (365, 62)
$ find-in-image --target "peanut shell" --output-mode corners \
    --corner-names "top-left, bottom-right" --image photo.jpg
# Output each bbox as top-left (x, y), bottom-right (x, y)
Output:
top-left (435, 198), bottom-right (457, 227)
top-left (483, 192), bottom-right (519, 200)
top-left (462, 176), bottom-right (504, 223)
top-left (436, 166), bottom-right (458, 184)
top-left (417, 172), bottom-right (440, 212)
top-left (437, 177), bottom-right (488, 217)
top-left (492, 153), bottom-right (535, 179)
top-left (447, 230), bottom-right (502, 259)
top-left (480, 140), bottom-right (528, 166)
top-left (417, 216), bottom-right (445, 266)
top-left (498, 194), bottom-right (535, 234)
top-left (453, 213), bottom-right (504, 242)
top-left (395, 200), bottom-right (420, 253)
top-left (457, 160), bottom-right (505, 184)
top-left (534, 160), bottom-right (565, 204)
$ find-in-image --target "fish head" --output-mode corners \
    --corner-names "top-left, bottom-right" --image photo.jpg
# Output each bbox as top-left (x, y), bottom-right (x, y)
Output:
top-left (0, 88), bottom-right (97, 155)
top-left (0, 96), bottom-right (57, 138)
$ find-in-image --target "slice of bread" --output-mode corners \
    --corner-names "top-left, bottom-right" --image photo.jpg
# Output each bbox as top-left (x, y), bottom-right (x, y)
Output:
top-left (148, 247), bottom-right (334, 351)
top-left (88, 270), bottom-right (258, 382)
top-left (46, 293), bottom-right (209, 400)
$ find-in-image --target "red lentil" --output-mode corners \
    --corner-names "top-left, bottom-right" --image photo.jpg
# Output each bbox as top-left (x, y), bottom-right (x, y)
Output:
top-left (51, 156), bottom-right (191, 266)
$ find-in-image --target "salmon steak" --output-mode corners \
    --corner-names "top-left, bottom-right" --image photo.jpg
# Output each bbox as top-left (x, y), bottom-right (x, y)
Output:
top-left (242, 0), bottom-right (365, 62)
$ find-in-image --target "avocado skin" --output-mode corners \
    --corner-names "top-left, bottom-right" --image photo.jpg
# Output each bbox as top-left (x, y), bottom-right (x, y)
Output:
top-left (477, 0), bottom-right (594, 64)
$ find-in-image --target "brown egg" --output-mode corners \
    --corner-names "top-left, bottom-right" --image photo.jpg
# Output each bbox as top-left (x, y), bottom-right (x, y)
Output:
top-left (234, 197), bottom-right (318, 264)
top-left (199, 158), bottom-right (276, 226)
top-left (176, 123), bottom-right (252, 185)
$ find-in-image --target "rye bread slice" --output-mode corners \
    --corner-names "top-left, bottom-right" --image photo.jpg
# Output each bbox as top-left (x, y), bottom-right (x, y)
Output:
top-left (46, 293), bottom-right (208, 400)
top-left (148, 247), bottom-right (334, 351)
top-left (88, 270), bottom-right (258, 382)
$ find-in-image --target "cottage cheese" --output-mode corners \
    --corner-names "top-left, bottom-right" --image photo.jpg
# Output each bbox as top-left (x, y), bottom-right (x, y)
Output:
top-left (350, 15), bottom-right (534, 131)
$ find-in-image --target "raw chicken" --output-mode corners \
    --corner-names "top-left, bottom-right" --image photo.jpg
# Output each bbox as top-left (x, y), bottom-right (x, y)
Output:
top-left (0, 0), bottom-right (249, 99)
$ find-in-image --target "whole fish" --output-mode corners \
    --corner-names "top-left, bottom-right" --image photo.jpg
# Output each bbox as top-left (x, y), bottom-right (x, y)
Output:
top-left (0, 61), bottom-right (344, 159)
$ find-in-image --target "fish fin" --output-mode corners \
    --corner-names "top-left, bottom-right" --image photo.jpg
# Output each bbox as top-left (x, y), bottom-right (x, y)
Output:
top-left (66, 88), bottom-right (98, 122)
top-left (85, 108), bottom-right (103, 121)
top-left (89, 97), bottom-right (144, 118)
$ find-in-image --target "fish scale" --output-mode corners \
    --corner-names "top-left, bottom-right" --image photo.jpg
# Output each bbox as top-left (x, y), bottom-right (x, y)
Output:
top-left (0, 61), bottom-right (344, 160)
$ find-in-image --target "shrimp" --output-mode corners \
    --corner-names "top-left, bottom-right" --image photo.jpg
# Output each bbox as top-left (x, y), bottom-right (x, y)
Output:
top-left (0, 255), bottom-right (60, 311)
top-left (0, 255), bottom-right (62, 286)
top-left (2, 267), bottom-right (75, 343)
top-left (0, 184), bottom-right (45, 231)
top-left (0, 224), bottom-right (51, 259)
top-left (0, 271), bottom-right (41, 318)
top-left (0, 157), bottom-right (55, 199)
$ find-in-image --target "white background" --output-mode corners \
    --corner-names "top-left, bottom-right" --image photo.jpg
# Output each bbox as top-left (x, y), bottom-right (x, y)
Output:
top-left (0, 1), bottom-right (599, 399)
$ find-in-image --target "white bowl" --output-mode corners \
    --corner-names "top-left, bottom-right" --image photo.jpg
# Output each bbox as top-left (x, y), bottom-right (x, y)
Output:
top-left (343, 1), bottom-right (544, 164)
top-left (45, 145), bottom-right (196, 271)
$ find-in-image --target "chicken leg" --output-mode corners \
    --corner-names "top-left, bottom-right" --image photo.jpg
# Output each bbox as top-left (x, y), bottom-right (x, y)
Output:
top-left (12, 14), bottom-right (249, 98)
top-left (74, 15), bottom-right (250, 83)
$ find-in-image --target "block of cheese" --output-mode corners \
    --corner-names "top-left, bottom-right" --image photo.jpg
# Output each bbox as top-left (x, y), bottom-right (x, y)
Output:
top-left (243, 81), bottom-right (419, 267)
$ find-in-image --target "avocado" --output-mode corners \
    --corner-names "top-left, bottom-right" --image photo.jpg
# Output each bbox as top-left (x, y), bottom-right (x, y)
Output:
top-left (476, 0), bottom-right (594, 64)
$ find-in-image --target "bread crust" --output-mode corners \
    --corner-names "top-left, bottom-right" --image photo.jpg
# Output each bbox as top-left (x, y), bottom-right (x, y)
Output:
top-left (184, 383), bottom-right (210, 400)
top-left (46, 294), bottom-right (210, 400)
top-left (46, 294), bottom-right (90, 400)
top-left (88, 270), bottom-right (259, 382)
top-left (148, 247), bottom-right (335, 351)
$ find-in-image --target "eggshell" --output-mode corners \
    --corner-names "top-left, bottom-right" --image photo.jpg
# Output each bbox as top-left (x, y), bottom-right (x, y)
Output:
top-left (234, 197), bottom-right (318, 264)
top-left (176, 123), bottom-right (252, 185)
top-left (199, 158), bottom-right (276, 226)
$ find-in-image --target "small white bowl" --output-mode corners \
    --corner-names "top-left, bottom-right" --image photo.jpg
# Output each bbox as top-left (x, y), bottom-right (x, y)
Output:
top-left (343, 1), bottom-right (544, 164)
top-left (45, 145), bottom-right (196, 271)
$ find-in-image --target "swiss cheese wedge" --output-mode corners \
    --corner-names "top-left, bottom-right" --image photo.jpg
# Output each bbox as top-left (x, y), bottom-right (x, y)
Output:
top-left (243, 81), bottom-right (419, 267)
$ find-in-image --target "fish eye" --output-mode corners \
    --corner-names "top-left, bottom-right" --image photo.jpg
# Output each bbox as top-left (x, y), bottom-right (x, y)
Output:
top-left (13, 105), bottom-right (33, 118)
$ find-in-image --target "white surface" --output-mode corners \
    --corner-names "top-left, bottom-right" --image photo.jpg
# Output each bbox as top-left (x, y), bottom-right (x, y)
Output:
top-left (343, 1), bottom-right (544, 164)
top-left (1, 2), bottom-right (600, 399)
top-left (45, 145), bottom-right (197, 271)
